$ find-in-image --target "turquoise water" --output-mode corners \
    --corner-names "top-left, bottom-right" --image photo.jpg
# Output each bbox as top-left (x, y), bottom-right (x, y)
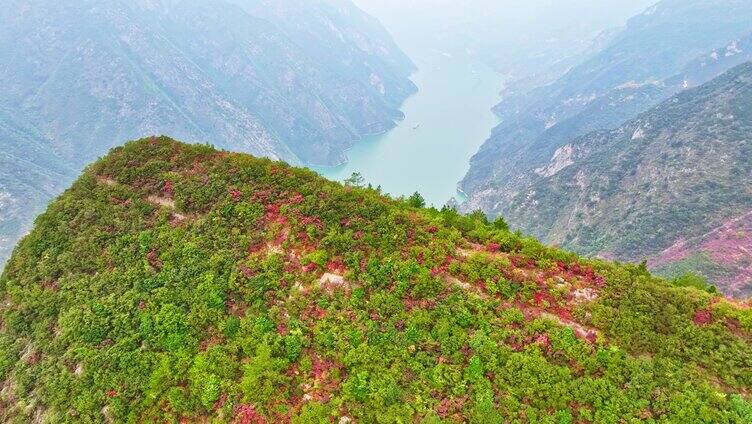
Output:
top-left (312, 52), bottom-right (502, 207)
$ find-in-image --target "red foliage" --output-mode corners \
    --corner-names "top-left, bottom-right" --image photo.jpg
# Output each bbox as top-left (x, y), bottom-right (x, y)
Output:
top-left (265, 203), bottom-right (281, 217)
top-left (311, 355), bottom-right (332, 380)
top-left (250, 189), bottom-right (272, 203)
top-left (436, 398), bottom-right (451, 418)
top-left (326, 258), bottom-right (346, 274)
top-left (163, 181), bottom-right (174, 197)
top-left (146, 250), bottom-right (162, 269)
top-left (476, 279), bottom-right (489, 293)
top-left (532, 291), bottom-right (553, 306)
top-left (112, 196), bottom-right (131, 206)
top-left (213, 393), bottom-right (228, 411)
top-left (300, 216), bottom-right (323, 228)
top-left (404, 297), bottom-right (419, 311)
top-left (395, 320), bottom-right (406, 331)
top-left (509, 254), bottom-right (532, 269)
top-left (312, 307), bottom-right (327, 320)
top-left (138, 300), bottom-right (146, 310)
top-left (554, 308), bottom-right (573, 321)
top-left (296, 230), bottom-right (312, 243)
top-left (276, 322), bottom-right (288, 336)
top-left (229, 188), bottom-right (242, 201)
top-left (274, 230), bottom-right (288, 246)
top-left (486, 243), bottom-right (501, 253)
top-left (248, 243), bottom-right (265, 254)
top-left (240, 266), bottom-right (255, 278)
top-left (106, 390), bottom-right (117, 398)
top-left (234, 405), bottom-right (267, 424)
top-left (353, 230), bottom-right (364, 240)
top-left (289, 193), bottom-right (305, 205)
top-left (585, 331), bottom-right (597, 344)
top-left (285, 363), bottom-right (300, 378)
top-left (693, 309), bottom-right (713, 326)
top-left (426, 226), bottom-right (439, 234)
top-left (302, 263), bottom-right (317, 273)
top-left (593, 275), bottom-right (606, 288)
top-left (460, 344), bottom-right (472, 358)
top-left (535, 334), bottom-right (550, 347)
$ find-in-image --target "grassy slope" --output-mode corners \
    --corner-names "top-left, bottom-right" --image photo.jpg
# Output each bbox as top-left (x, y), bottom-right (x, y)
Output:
top-left (0, 137), bottom-right (750, 423)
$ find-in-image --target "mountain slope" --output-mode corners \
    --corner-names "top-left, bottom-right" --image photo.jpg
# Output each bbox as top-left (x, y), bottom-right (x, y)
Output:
top-left (461, 0), bottom-right (752, 207)
top-left (0, 0), bottom-right (415, 267)
top-left (498, 62), bottom-right (752, 298)
top-left (1, 137), bottom-right (750, 422)
top-left (0, 113), bottom-right (77, 266)
top-left (0, 0), bottom-right (416, 168)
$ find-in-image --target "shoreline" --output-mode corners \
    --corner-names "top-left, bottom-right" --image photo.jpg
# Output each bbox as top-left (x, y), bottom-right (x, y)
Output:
top-left (307, 100), bottom-right (414, 170)
top-left (306, 126), bottom-right (392, 170)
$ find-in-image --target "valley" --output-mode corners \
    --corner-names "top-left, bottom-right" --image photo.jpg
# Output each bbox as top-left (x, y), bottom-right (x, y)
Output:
top-left (1, 1), bottom-right (752, 421)
top-left (314, 51), bottom-right (503, 206)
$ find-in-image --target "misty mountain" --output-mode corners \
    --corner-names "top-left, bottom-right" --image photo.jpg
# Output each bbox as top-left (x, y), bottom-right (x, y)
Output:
top-left (461, 0), bottom-right (752, 203)
top-left (0, 0), bottom-right (415, 266)
top-left (489, 62), bottom-right (752, 297)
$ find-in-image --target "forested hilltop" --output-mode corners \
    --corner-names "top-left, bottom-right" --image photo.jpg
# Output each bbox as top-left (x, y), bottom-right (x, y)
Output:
top-left (0, 0), bottom-right (416, 268)
top-left (1, 138), bottom-right (750, 423)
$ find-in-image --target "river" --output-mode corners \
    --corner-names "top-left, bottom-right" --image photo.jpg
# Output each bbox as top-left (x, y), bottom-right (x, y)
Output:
top-left (311, 51), bottom-right (503, 207)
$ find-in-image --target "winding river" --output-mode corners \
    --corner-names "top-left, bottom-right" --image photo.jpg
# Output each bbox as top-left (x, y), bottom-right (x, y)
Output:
top-left (312, 51), bottom-right (503, 207)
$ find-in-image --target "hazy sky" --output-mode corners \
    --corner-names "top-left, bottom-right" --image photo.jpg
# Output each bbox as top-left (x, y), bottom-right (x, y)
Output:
top-left (354, 0), bottom-right (657, 72)
top-left (354, 0), bottom-right (657, 36)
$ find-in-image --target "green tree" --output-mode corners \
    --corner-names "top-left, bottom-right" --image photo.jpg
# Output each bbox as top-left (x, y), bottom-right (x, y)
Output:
top-left (344, 172), bottom-right (365, 187)
top-left (408, 192), bottom-right (426, 208)
top-left (492, 215), bottom-right (510, 231)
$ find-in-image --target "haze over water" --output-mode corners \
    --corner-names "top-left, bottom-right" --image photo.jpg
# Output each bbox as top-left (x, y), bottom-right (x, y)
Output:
top-left (315, 0), bottom-right (655, 207)
top-left (313, 51), bottom-right (502, 207)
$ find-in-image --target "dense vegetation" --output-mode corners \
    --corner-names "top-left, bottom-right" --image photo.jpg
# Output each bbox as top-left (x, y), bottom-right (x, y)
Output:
top-left (1, 137), bottom-right (750, 423)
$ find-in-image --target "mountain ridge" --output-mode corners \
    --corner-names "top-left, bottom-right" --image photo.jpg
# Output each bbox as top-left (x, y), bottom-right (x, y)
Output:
top-left (0, 137), bottom-right (750, 422)
top-left (492, 61), bottom-right (752, 297)
top-left (461, 0), bottom-right (752, 199)
top-left (0, 0), bottom-right (416, 267)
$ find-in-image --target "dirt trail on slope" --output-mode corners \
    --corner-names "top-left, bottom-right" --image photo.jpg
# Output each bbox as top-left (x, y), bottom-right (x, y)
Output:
top-left (450, 242), bottom-right (601, 341)
top-left (97, 176), bottom-right (186, 221)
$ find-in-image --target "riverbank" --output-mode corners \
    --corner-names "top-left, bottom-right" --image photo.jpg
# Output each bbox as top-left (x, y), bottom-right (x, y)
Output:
top-left (311, 51), bottom-right (502, 207)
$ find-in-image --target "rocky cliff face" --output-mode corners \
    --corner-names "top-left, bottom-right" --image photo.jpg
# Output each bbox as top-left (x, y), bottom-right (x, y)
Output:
top-left (1, 0), bottom-right (415, 167)
top-left (459, 0), bottom-right (752, 295)
top-left (461, 0), bottom-right (752, 205)
top-left (0, 115), bottom-right (76, 266)
top-left (0, 0), bottom-right (416, 266)
top-left (493, 62), bottom-right (752, 297)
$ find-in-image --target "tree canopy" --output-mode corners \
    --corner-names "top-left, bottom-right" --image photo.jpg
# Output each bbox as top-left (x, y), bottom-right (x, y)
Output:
top-left (0, 137), bottom-right (750, 423)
